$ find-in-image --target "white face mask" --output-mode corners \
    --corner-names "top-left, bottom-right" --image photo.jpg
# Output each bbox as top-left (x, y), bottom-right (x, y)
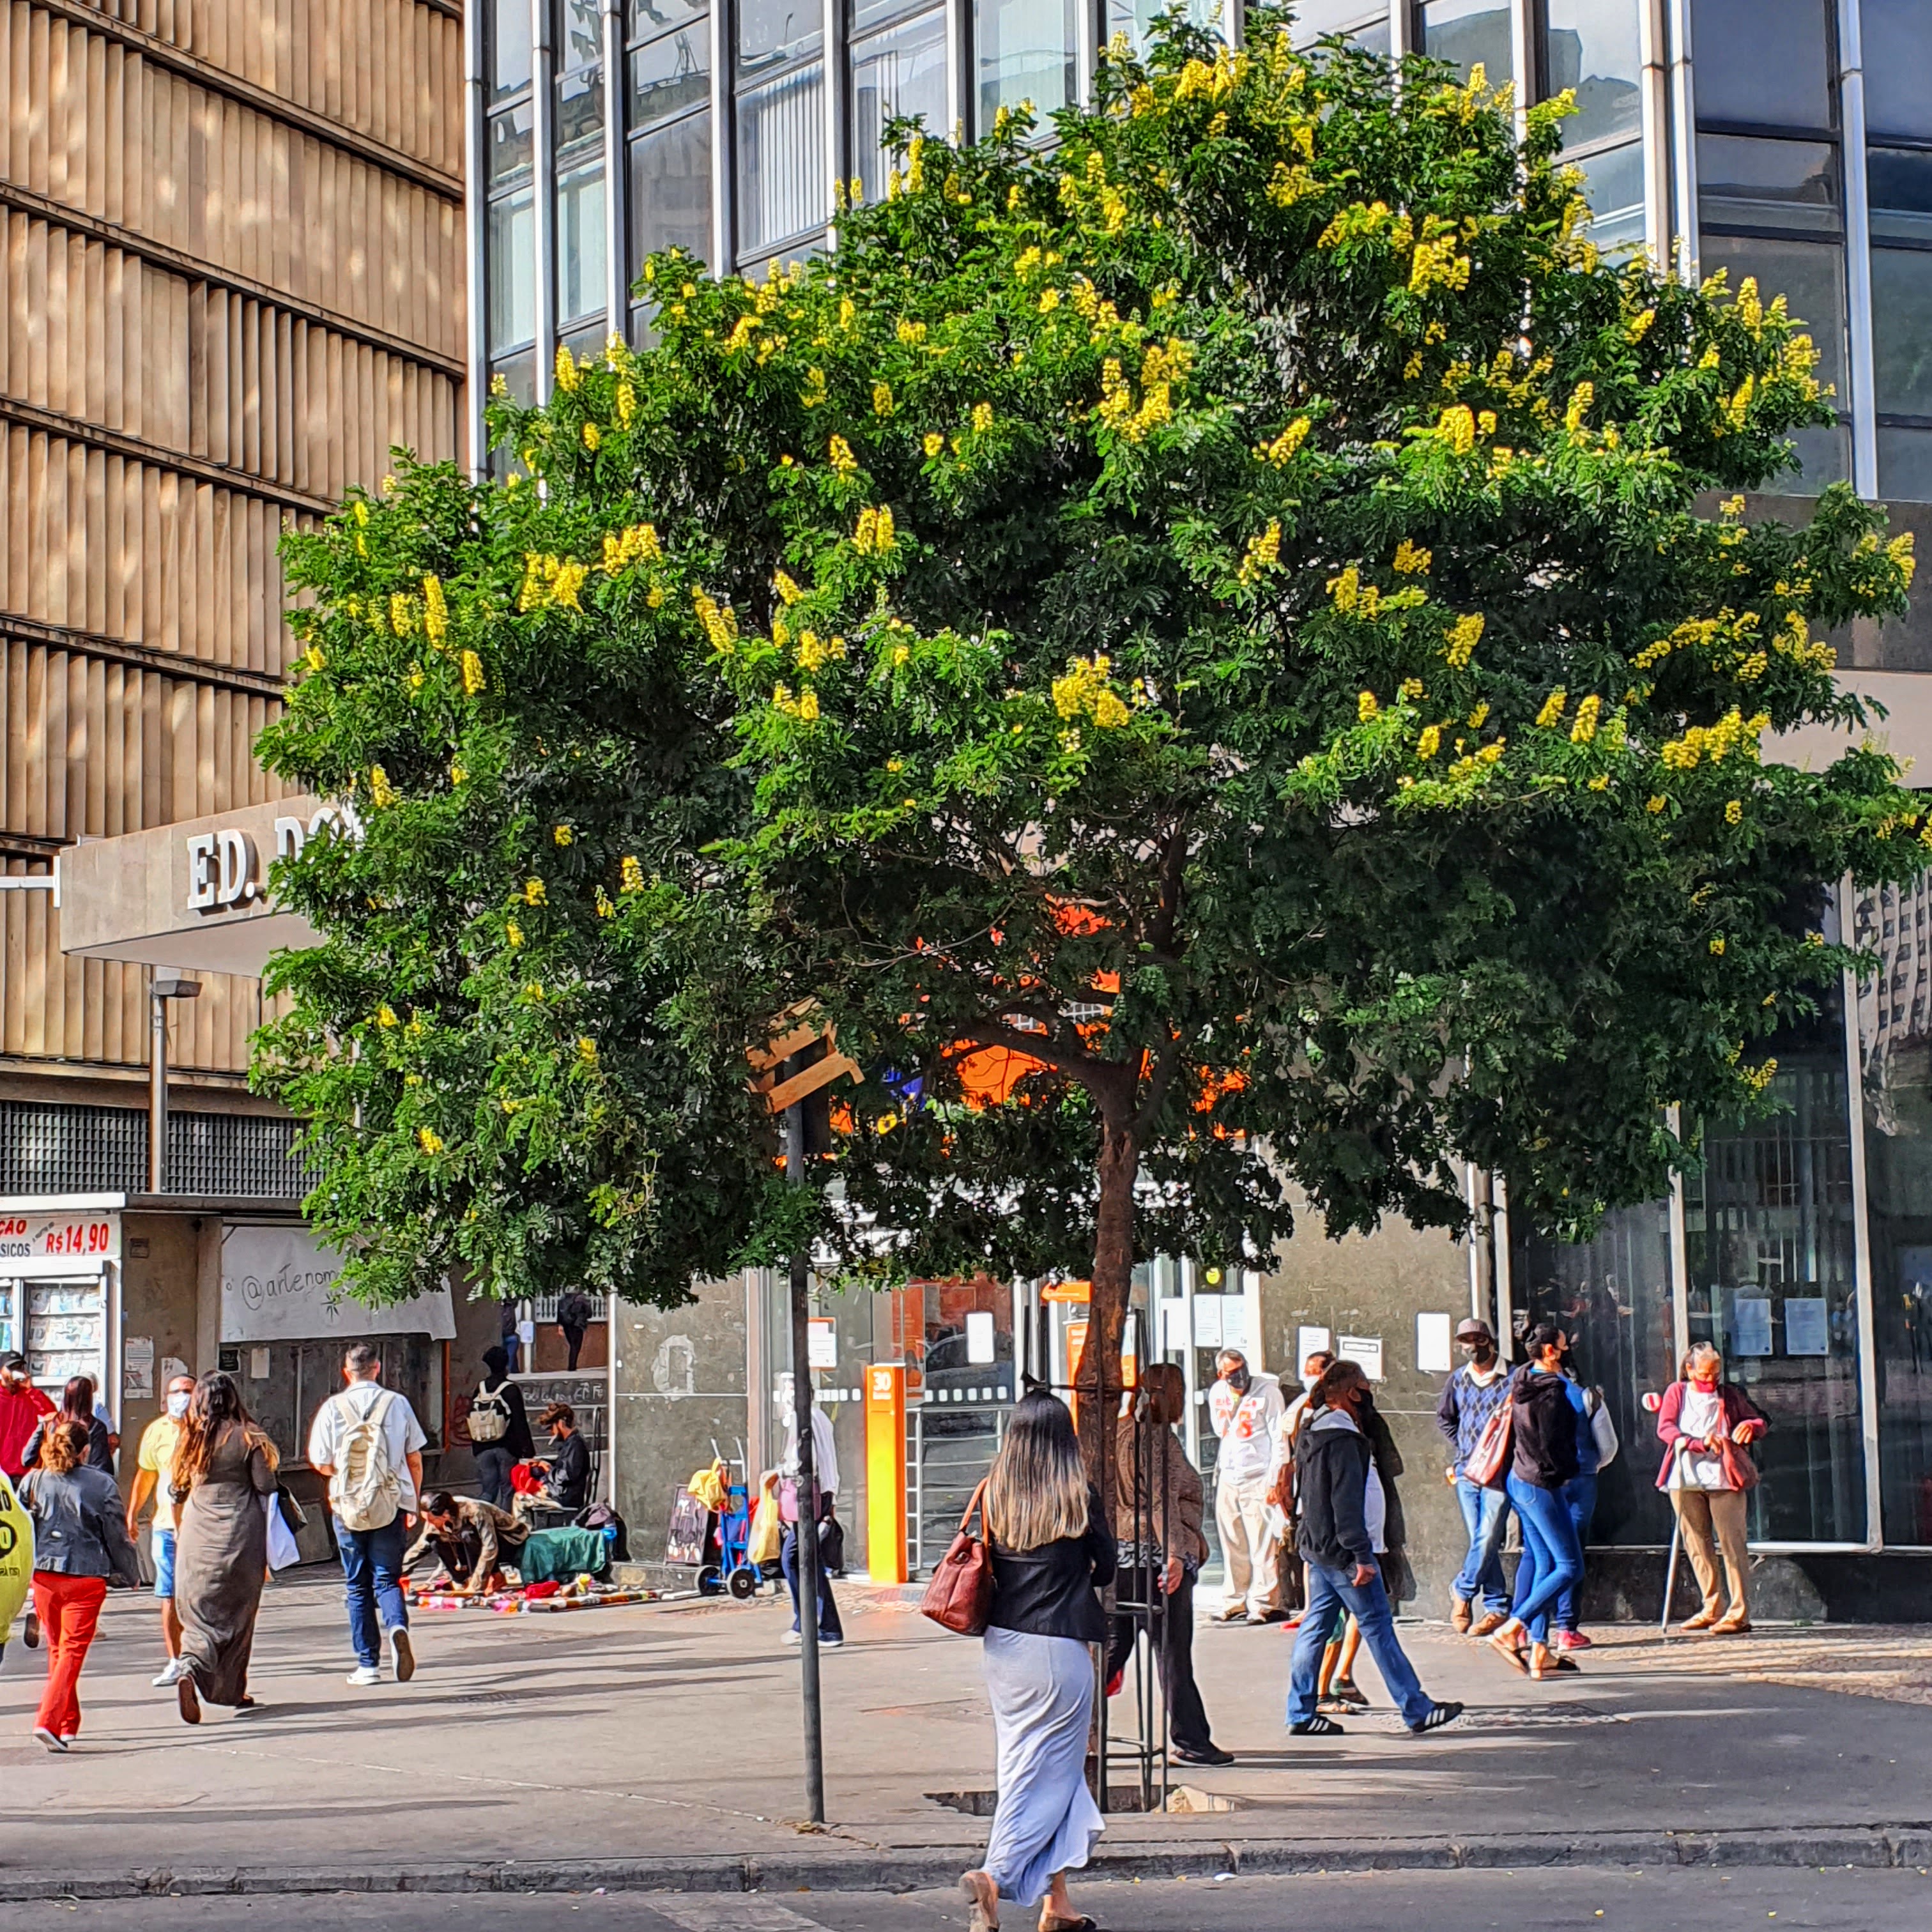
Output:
top-left (167, 1390), bottom-right (192, 1419)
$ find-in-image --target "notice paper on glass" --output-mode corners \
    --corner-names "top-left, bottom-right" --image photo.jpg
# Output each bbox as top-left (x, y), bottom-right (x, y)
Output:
top-left (1296, 1326), bottom-right (1332, 1373)
top-left (1731, 1296), bottom-right (1774, 1358)
top-left (1220, 1297), bottom-right (1252, 1354)
top-left (1416, 1310), bottom-right (1453, 1375)
top-left (1338, 1334), bottom-right (1384, 1381)
top-left (1784, 1296), bottom-right (1830, 1358)
top-left (1192, 1295), bottom-right (1224, 1350)
top-left (1160, 1299), bottom-right (1191, 1353)
top-left (806, 1316), bottom-right (839, 1370)
top-left (965, 1309), bottom-right (997, 1365)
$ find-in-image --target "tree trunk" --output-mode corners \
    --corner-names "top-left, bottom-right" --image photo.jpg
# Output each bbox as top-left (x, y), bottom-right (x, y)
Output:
top-left (1078, 1112), bottom-right (1138, 1499)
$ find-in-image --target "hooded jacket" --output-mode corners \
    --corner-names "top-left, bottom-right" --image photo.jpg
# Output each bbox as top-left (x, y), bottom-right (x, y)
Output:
top-left (1294, 1406), bottom-right (1377, 1573)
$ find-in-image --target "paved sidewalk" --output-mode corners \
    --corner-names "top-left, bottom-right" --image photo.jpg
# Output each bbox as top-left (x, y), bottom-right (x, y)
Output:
top-left (0, 1572), bottom-right (1928, 1896)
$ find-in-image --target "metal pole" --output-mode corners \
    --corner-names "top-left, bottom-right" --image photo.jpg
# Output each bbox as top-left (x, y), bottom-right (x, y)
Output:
top-left (148, 985), bottom-right (168, 1194)
top-left (786, 1098), bottom-right (826, 1825)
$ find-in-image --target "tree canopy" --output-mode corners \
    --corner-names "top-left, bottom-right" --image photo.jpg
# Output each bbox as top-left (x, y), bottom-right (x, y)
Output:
top-left (257, 17), bottom-right (1923, 1374)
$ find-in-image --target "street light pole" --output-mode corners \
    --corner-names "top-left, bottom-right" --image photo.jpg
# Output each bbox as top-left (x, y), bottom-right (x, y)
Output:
top-left (147, 974), bottom-right (201, 1194)
top-left (785, 1096), bottom-right (826, 1825)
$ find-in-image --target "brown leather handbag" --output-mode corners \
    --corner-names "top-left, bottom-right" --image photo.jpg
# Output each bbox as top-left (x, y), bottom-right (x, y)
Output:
top-left (921, 1478), bottom-right (995, 1636)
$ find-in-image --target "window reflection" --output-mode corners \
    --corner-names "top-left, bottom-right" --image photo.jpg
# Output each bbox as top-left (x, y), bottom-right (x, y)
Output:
top-left (1860, 0), bottom-right (1932, 146)
top-left (1109, 0), bottom-right (1219, 57)
top-left (631, 26), bottom-right (711, 128)
top-left (487, 190), bottom-right (537, 353)
top-left (1573, 138), bottom-right (1645, 250)
top-left (977, 0), bottom-right (1077, 132)
top-left (555, 162), bottom-right (607, 326)
top-left (1697, 134), bottom-right (1839, 233)
top-left (1285, 0), bottom-right (1385, 44)
top-left (1543, 0), bottom-right (1639, 151)
top-left (850, 6), bottom-right (946, 205)
top-left (629, 111), bottom-right (713, 280)
top-left (737, 64), bottom-right (829, 258)
top-left (1417, 0), bottom-right (1511, 87)
top-left (491, 0), bottom-right (533, 98)
top-left (1687, 0), bottom-right (1832, 132)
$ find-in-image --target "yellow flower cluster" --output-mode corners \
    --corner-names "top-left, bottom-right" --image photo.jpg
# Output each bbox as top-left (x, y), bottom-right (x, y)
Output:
top-left (1889, 531), bottom-right (1918, 586)
top-left (1257, 418), bottom-right (1311, 466)
top-left (873, 383), bottom-right (894, 417)
top-left (523, 877), bottom-right (546, 907)
top-left (801, 367), bottom-right (827, 408)
top-left (376, 1004), bottom-right (399, 1028)
top-left (390, 592), bottom-right (415, 637)
top-left (853, 505), bottom-right (898, 555)
top-left (1725, 799), bottom-right (1744, 825)
top-left (1052, 655), bottom-right (1132, 728)
top-left (795, 630), bottom-right (845, 671)
top-left (594, 888), bottom-right (614, 919)
top-left (1625, 308), bottom-right (1656, 344)
top-left (693, 588), bottom-right (739, 656)
top-left (553, 825), bottom-right (573, 847)
top-left (1357, 691), bottom-right (1379, 721)
top-left (1416, 724), bottom-right (1442, 758)
top-left (1266, 163), bottom-right (1320, 207)
top-left (1438, 404), bottom-right (1477, 455)
top-left (1536, 689), bottom-right (1568, 729)
top-left (423, 575), bottom-right (448, 644)
top-left (770, 682), bottom-right (822, 723)
top-left (1399, 677), bottom-right (1424, 700)
top-left (972, 402), bottom-right (995, 434)
top-left (1239, 519), bottom-right (1284, 586)
top-left (461, 649), bottom-right (486, 695)
top-left (578, 1037), bottom-right (599, 1066)
top-left (417, 1126), bottom-right (445, 1155)
top-left (518, 554), bottom-right (589, 613)
top-left (829, 434), bottom-right (858, 475)
top-left (1444, 613), bottom-right (1484, 668)
top-left (1716, 373), bottom-right (1755, 434)
top-left (370, 765), bottom-right (397, 808)
top-left (617, 379), bottom-right (636, 428)
top-left (620, 855), bottom-right (645, 894)
top-left (582, 422), bottom-right (601, 452)
top-left (1569, 694), bottom-right (1601, 743)
top-left (1409, 233), bottom-right (1471, 295)
top-left (924, 432), bottom-right (945, 457)
top-left (553, 344), bottom-right (579, 392)
top-left (601, 523), bottom-right (663, 575)
top-left (1658, 707), bottom-right (1770, 769)
top-left (304, 643), bottom-right (326, 673)
top-left (1563, 383), bottom-right (1594, 433)
top-left (506, 919), bottom-right (524, 948)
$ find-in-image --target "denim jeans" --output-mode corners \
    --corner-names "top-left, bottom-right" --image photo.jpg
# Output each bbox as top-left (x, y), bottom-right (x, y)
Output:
top-left (473, 1444), bottom-right (516, 1511)
top-left (780, 1524), bottom-right (844, 1641)
top-left (1452, 1478), bottom-right (1511, 1614)
top-left (1503, 1473), bottom-right (1584, 1645)
top-left (337, 1515), bottom-right (409, 1669)
top-left (1555, 1473), bottom-right (1597, 1631)
top-left (1286, 1560), bottom-right (1434, 1729)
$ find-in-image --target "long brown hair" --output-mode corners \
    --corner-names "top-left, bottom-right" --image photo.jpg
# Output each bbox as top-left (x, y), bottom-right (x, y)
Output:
top-left (984, 1390), bottom-right (1089, 1552)
top-left (171, 1370), bottom-right (278, 1498)
top-left (58, 1375), bottom-right (96, 1424)
top-left (38, 1420), bottom-right (88, 1475)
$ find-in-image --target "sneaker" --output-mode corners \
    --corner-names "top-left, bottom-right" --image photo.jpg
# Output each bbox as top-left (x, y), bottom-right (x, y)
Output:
top-left (32, 1726), bottom-right (64, 1752)
top-left (818, 1634), bottom-right (845, 1650)
top-left (153, 1660), bottom-right (190, 1687)
top-left (176, 1676), bottom-right (201, 1726)
top-left (346, 1665), bottom-right (381, 1687)
top-left (388, 1627), bottom-right (416, 1683)
top-left (781, 1629), bottom-right (802, 1647)
top-left (1450, 1596), bottom-right (1473, 1634)
top-left (1289, 1714), bottom-right (1344, 1736)
top-left (1554, 1629), bottom-right (1593, 1653)
top-left (1408, 1700), bottom-right (1465, 1736)
top-left (23, 1612), bottom-right (38, 1650)
top-left (1173, 1742), bottom-right (1235, 1767)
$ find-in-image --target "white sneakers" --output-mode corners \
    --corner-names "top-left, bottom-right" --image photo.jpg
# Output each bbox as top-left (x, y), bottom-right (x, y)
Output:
top-left (346, 1665), bottom-right (381, 1687)
top-left (153, 1660), bottom-right (190, 1687)
top-left (782, 1629), bottom-right (802, 1646)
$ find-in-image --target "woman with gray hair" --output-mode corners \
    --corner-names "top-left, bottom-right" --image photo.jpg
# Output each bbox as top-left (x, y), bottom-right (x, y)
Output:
top-left (959, 1388), bottom-right (1114, 1932)
top-left (1655, 1342), bottom-right (1767, 1634)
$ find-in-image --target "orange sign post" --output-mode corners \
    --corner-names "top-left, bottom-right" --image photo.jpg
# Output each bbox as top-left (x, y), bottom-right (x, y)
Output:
top-left (864, 1363), bottom-right (908, 1584)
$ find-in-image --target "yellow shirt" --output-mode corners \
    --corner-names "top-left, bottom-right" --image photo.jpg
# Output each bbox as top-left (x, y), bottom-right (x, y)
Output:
top-left (137, 1414), bottom-right (181, 1531)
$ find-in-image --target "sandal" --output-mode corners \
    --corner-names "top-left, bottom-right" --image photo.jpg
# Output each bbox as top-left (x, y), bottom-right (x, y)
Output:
top-left (959, 1872), bottom-right (999, 1932)
top-left (1488, 1634), bottom-right (1529, 1675)
top-left (1041, 1919), bottom-right (1098, 1932)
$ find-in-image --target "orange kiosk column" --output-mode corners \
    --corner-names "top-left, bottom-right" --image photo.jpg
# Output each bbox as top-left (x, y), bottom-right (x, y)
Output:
top-left (864, 1363), bottom-right (908, 1584)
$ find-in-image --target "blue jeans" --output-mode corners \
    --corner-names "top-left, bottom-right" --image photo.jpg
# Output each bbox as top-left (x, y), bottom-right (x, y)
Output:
top-left (1287, 1561), bottom-right (1434, 1729)
top-left (780, 1524), bottom-right (844, 1641)
top-left (1555, 1474), bottom-right (1597, 1632)
top-left (337, 1516), bottom-right (409, 1669)
top-left (1452, 1478), bottom-right (1511, 1614)
top-left (1504, 1473), bottom-right (1584, 1645)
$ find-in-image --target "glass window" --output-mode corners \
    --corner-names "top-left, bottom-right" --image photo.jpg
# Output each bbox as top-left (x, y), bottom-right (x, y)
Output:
top-left (556, 61), bottom-right (606, 152)
top-left (1695, 233), bottom-right (1846, 399)
top-left (1684, 1025), bottom-right (1867, 1545)
top-left (1863, 0), bottom-right (1932, 144)
top-left (555, 161), bottom-right (607, 326)
top-left (1878, 427), bottom-right (1932, 505)
top-left (1108, 0), bottom-right (1220, 56)
top-left (629, 109), bottom-right (713, 275)
top-left (1542, 0), bottom-right (1641, 153)
top-left (1696, 134), bottom-right (1839, 234)
top-left (738, 0), bottom-right (824, 73)
top-left (489, 102), bottom-right (535, 185)
top-left (1574, 138), bottom-right (1646, 250)
top-left (1869, 146), bottom-right (1932, 247)
top-left (977, 0), bottom-right (1077, 132)
top-left (1860, 867), bottom-right (1932, 1542)
top-left (1872, 245), bottom-right (1932, 423)
top-left (631, 24), bottom-right (712, 128)
top-left (1418, 0), bottom-right (1512, 88)
top-left (1285, 0), bottom-right (1384, 44)
top-left (491, 0), bottom-right (534, 98)
top-left (556, 0), bottom-right (604, 73)
top-left (1514, 1201), bottom-right (1678, 1548)
top-left (631, 0), bottom-right (706, 36)
top-left (490, 351), bottom-right (538, 409)
top-left (736, 63), bottom-right (829, 258)
top-left (850, 6), bottom-right (946, 204)
top-left (1688, 0), bottom-right (1832, 133)
top-left (487, 189), bottom-right (537, 352)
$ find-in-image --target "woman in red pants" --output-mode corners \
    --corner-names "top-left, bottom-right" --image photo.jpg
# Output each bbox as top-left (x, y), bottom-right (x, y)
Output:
top-left (19, 1420), bottom-right (141, 1749)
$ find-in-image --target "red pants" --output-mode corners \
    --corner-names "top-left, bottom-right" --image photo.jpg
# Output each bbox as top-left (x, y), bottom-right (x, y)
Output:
top-left (32, 1572), bottom-right (107, 1740)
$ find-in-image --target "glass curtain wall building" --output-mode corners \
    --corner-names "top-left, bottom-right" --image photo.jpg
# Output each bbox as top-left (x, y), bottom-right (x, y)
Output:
top-left (465, 0), bottom-right (1932, 1577)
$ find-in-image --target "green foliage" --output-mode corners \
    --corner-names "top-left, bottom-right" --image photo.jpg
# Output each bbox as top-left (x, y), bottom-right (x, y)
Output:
top-left (258, 13), bottom-right (1924, 1321)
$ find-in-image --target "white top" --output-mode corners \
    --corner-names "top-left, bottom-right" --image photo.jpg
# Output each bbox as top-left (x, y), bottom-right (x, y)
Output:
top-left (781, 1402), bottom-right (839, 1500)
top-left (1305, 1406), bottom-right (1386, 1553)
top-left (1208, 1372), bottom-right (1284, 1481)
top-left (1669, 1385), bottom-right (1727, 1492)
top-left (307, 1380), bottom-right (429, 1512)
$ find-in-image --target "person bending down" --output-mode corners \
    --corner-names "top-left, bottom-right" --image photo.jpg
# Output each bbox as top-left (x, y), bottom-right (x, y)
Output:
top-left (405, 1492), bottom-right (531, 1595)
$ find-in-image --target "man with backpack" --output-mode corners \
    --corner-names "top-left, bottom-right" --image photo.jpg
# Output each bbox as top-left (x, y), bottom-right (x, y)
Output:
top-left (307, 1344), bottom-right (427, 1688)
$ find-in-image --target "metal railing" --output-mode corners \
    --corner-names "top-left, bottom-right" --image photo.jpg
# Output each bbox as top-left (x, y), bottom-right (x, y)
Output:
top-left (906, 1392), bottom-right (1009, 1576)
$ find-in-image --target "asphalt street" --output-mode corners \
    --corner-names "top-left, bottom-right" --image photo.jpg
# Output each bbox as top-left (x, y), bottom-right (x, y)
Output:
top-left (3, 1870), bottom-right (1929, 1932)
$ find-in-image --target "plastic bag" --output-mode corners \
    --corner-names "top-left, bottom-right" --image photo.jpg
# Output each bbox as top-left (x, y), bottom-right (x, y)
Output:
top-left (688, 1459), bottom-right (730, 1513)
top-left (747, 1475), bottom-right (784, 1567)
top-left (263, 1490), bottom-right (302, 1572)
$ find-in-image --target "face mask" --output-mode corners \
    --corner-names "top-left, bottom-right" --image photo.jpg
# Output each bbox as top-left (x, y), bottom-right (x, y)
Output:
top-left (1225, 1366), bottom-right (1250, 1395)
top-left (167, 1391), bottom-right (192, 1419)
top-left (1303, 1370), bottom-right (1322, 1391)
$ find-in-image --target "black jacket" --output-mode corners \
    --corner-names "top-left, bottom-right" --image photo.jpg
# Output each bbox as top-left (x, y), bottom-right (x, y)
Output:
top-left (544, 1430), bottom-right (591, 1509)
top-left (1294, 1410), bottom-right (1376, 1573)
top-left (988, 1486), bottom-right (1116, 1643)
top-left (1511, 1370), bottom-right (1581, 1489)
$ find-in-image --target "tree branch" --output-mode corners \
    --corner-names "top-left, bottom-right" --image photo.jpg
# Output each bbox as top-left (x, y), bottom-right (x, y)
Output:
top-left (1133, 1032), bottom-right (1187, 1144)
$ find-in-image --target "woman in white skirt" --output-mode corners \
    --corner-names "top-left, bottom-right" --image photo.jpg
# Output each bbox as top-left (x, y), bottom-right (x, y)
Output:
top-left (960, 1388), bottom-right (1114, 1932)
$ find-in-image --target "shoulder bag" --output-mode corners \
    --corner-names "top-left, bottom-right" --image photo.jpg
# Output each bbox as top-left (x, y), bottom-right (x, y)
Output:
top-left (1587, 1388), bottom-right (1620, 1468)
top-left (1464, 1402), bottom-right (1514, 1488)
top-left (920, 1477), bottom-right (995, 1637)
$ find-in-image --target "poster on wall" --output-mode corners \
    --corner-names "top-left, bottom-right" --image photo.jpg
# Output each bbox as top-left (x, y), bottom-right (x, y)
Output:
top-left (1192, 1296), bottom-right (1224, 1349)
top-left (1296, 1325), bottom-right (1332, 1373)
top-left (219, 1224), bottom-right (454, 1344)
top-left (1731, 1296), bottom-right (1774, 1358)
top-left (1220, 1297), bottom-right (1252, 1354)
top-left (1784, 1296), bottom-right (1830, 1358)
top-left (1338, 1334), bottom-right (1384, 1381)
top-left (1416, 1311), bottom-right (1453, 1374)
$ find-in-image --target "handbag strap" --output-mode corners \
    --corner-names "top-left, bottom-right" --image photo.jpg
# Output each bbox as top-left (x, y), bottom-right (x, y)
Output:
top-left (960, 1477), bottom-right (989, 1540)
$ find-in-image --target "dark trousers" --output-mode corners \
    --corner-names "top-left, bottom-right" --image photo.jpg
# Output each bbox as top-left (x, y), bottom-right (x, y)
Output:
top-left (428, 1529), bottom-right (484, 1586)
top-left (562, 1324), bottom-right (585, 1370)
top-left (780, 1524), bottom-right (843, 1640)
top-left (337, 1516), bottom-right (409, 1669)
top-left (1105, 1564), bottom-right (1215, 1755)
top-left (474, 1444), bottom-right (515, 1510)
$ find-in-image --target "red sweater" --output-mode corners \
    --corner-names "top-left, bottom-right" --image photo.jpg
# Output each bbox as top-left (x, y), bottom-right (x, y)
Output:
top-left (0, 1384), bottom-right (56, 1480)
top-left (1653, 1379), bottom-right (1767, 1491)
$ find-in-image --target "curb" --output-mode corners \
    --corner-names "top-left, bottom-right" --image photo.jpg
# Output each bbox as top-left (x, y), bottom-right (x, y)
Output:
top-left (4, 1828), bottom-right (1931, 1900)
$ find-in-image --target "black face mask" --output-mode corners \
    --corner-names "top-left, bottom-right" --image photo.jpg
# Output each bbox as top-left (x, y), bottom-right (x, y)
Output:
top-left (1225, 1366), bottom-right (1250, 1395)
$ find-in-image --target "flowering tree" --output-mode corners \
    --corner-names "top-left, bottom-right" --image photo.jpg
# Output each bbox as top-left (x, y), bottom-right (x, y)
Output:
top-left (259, 19), bottom-right (1921, 1416)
